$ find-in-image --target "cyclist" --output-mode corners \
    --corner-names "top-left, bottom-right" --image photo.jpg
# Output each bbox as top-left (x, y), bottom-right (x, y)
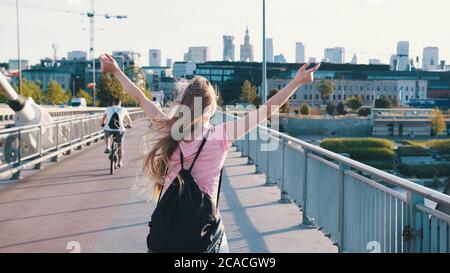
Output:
top-left (101, 98), bottom-right (133, 168)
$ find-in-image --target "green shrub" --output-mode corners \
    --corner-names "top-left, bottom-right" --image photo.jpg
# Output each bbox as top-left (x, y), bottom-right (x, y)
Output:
top-left (406, 139), bottom-right (450, 154)
top-left (320, 138), bottom-right (395, 161)
top-left (320, 138), bottom-right (395, 151)
top-left (300, 104), bottom-right (309, 115)
top-left (396, 146), bottom-right (430, 156)
top-left (361, 160), bottom-right (394, 170)
top-left (398, 163), bottom-right (450, 178)
top-left (358, 107), bottom-right (371, 117)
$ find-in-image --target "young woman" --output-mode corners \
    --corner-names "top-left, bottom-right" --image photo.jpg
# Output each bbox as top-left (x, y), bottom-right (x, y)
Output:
top-left (99, 53), bottom-right (320, 252)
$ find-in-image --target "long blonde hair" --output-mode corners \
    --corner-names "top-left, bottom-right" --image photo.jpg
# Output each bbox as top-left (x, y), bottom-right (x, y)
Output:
top-left (142, 76), bottom-right (217, 198)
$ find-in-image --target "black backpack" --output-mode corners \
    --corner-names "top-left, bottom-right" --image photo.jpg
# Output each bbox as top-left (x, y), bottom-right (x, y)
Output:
top-left (108, 108), bottom-right (120, 129)
top-left (147, 130), bottom-right (224, 253)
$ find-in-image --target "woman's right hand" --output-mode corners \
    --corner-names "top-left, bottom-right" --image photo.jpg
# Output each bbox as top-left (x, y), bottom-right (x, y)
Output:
top-left (99, 53), bottom-right (121, 75)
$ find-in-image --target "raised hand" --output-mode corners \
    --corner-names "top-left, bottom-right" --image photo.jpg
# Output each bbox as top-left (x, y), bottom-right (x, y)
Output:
top-left (99, 53), bottom-right (121, 74)
top-left (293, 63), bottom-right (321, 84)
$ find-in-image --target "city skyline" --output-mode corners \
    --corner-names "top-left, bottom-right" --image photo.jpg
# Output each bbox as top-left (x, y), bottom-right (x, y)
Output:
top-left (1, 0), bottom-right (450, 65)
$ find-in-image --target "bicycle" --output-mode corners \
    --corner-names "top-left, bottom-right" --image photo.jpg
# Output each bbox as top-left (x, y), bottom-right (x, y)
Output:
top-left (102, 124), bottom-right (132, 175)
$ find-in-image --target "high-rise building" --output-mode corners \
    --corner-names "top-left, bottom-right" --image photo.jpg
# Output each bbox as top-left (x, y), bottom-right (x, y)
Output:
top-left (265, 38), bottom-right (273, 62)
top-left (308, 57), bottom-right (317, 63)
top-left (223, 35), bottom-right (235, 61)
top-left (149, 49), bottom-right (162, 66)
top-left (173, 61), bottom-right (196, 79)
top-left (393, 41), bottom-right (410, 71)
top-left (324, 47), bottom-right (345, 64)
top-left (351, 54), bottom-right (358, 64)
top-left (68, 51), bottom-right (87, 60)
top-left (166, 58), bottom-right (173, 68)
top-left (112, 51), bottom-right (141, 67)
top-left (240, 27), bottom-right (254, 62)
top-left (422, 47), bottom-right (439, 71)
top-left (274, 53), bottom-right (286, 63)
top-left (184, 47), bottom-right (209, 63)
top-left (8, 59), bottom-right (29, 71)
top-left (295, 42), bottom-right (305, 63)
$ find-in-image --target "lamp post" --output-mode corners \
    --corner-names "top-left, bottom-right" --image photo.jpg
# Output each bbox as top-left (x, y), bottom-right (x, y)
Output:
top-left (16, 0), bottom-right (22, 95)
top-left (262, 0), bottom-right (267, 104)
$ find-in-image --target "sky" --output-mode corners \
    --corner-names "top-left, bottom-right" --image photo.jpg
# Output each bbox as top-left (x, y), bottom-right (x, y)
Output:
top-left (1, 0), bottom-right (450, 66)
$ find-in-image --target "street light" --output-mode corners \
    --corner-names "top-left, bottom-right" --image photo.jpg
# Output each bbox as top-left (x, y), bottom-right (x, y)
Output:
top-left (262, 0), bottom-right (267, 104)
top-left (16, 0), bottom-right (22, 95)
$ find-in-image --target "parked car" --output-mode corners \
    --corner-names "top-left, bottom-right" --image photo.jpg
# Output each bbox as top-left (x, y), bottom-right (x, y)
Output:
top-left (70, 98), bottom-right (87, 108)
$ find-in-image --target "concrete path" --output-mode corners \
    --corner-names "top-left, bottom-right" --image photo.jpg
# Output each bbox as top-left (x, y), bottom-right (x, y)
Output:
top-left (0, 119), bottom-right (336, 253)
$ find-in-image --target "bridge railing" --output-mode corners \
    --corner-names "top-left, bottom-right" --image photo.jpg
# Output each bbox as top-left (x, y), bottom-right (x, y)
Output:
top-left (212, 110), bottom-right (450, 253)
top-left (0, 110), bottom-right (145, 179)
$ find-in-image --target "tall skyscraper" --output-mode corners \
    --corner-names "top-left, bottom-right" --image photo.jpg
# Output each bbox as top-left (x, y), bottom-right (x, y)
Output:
top-left (223, 35), bottom-right (235, 61)
top-left (395, 41), bottom-right (410, 71)
top-left (422, 47), bottom-right (439, 71)
top-left (240, 27), bottom-right (254, 62)
top-left (265, 38), bottom-right (274, 62)
top-left (295, 42), bottom-right (305, 63)
top-left (149, 49), bottom-right (161, 66)
top-left (184, 47), bottom-right (209, 63)
top-left (324, 47), bottom-right (345, 64)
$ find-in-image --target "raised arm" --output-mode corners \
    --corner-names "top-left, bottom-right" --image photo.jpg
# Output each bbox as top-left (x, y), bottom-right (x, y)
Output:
top-left (225, 63), bottom-right (320, 142)
top-left (99, 53), bottom-right (169, 121)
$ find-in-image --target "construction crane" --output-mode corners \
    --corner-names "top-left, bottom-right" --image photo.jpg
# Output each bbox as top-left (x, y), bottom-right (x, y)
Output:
top-left (1, 0), bottom-right (128, 105)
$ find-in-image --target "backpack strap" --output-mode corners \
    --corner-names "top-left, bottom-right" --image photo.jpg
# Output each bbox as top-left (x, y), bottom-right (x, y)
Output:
top-left (179, 129), bottom-right (211, 172)
top-left (216, 168), bottom-right (223, 210)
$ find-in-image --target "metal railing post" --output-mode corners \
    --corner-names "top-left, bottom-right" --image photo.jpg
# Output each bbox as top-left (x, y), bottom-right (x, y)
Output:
top-left (405, 191), bottom-right (424, 253)
top-left (338, 161), bottom-right (348, 252)
top-left (300, 147), bottom-right (314, 227)
top-left (51, 123), bottom-right (60, 162)
top-left (247, 132), bottom-right (253, 165)
top-left (11, 130), bottom-right (22, 179)
top-left (66, 120), bottom-right (73, 155)
top-left (254, 126), bottom-right (262, 174)
top-left (33, 125), bottom-right (43, 170)
top-left (265, 130), bottom-right (276, 186)
top-left (279, 137), bottom-right (291, 203)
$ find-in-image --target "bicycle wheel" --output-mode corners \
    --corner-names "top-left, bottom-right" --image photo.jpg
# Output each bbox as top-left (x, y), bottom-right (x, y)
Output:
top-left (110, 142), bottom-right (116, 175)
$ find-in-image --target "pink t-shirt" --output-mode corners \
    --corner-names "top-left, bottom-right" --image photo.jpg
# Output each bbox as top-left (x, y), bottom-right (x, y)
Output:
top-left (161, 123), bottom-right (230, 202)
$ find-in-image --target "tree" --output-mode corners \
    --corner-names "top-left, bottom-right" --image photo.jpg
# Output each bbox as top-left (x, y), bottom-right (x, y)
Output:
top-left (326, 103), bottom-right (336, 116)
top-left (142, 88), bottom-right (153, 101)
top-left (0, 85), bottom-right (7, 103)
top-left (430, 108), bottom-right (445, 137)
top-left (13, 78), bottom-right (43, 103)
top-left (346, 96), bottom-right (363, 111)
top-left (76, 89), bottom-right (93, 105)
top-left (44, 80), bottom-right (68, 105)
top-left (336, 101), bottom-right (347, 115)
top-left (268, 89), bottom-right (289, 113)
top-left (96, 72), bottom-right (125, 106)
top-left (300, 103), bottom-right (309, 115)
top-left (240, 80), bottom-right (259, 106)
top-left (316, 79), bottom-right (335, 104)
top-left (375, 96), bottom-right (392, 108)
